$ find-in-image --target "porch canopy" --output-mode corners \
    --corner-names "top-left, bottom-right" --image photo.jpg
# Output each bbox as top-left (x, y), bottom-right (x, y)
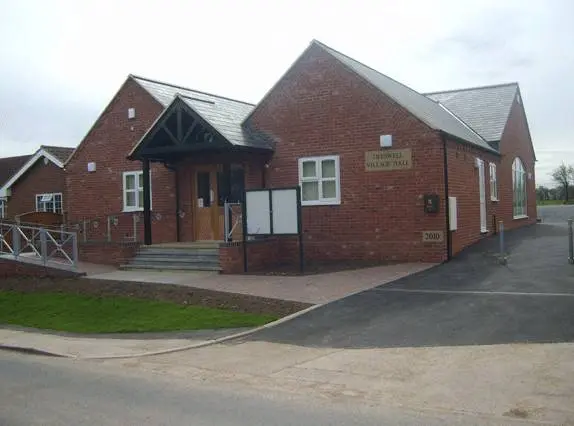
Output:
top-left (128, 93), bottom-right (274, 245)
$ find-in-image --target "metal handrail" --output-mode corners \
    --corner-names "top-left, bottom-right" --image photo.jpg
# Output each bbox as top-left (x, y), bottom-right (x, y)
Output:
top-left (0, 222), bottom-right (78, 270)
top-left (224, 202), bottom-right (242, 242)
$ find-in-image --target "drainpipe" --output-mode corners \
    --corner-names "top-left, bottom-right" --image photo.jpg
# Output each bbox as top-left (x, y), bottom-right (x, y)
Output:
top-left (164, 163), bottom-right (181, 242)
top-left (441, 131), bottom-right (452, 261)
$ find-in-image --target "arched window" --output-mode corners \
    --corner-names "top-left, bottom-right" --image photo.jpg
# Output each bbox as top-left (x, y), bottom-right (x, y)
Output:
top-left (512, 157), bottom-right (527, 218)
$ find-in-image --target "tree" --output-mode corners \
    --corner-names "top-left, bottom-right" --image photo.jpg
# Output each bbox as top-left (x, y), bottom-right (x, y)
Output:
top-left (536, 185), bottom-right (550, 201)
top-left (551, 163), bottom-right (574, 203)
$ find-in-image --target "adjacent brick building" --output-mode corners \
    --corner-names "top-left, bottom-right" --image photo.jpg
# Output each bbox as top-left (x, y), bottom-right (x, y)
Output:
top-left (63, 39), bottom-right (536, 270)
top-left (0, 146), bottom-right (74, 221)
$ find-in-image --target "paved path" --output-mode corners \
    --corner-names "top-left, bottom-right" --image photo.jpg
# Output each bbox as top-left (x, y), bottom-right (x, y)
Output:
top-left (0, 327), bottom-right (249, 358)
top-left (1, 351), bottom-right (519, 426)
top-left (84, 262), bottom-right (435, 304)
top-left (243, 223), bottom-right (574, 348)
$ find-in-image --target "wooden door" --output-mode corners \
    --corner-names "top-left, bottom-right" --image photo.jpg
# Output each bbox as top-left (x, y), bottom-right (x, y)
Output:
top-left (194, 166), bottom-right (220, 240)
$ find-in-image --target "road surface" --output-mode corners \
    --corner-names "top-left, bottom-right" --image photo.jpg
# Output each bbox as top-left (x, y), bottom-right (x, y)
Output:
top-left (0, 351), bottom-right (525, 426)
top-left (244, 222), bottom-right (574, 349)
top-left (537, 203), bottom-right (574, 223)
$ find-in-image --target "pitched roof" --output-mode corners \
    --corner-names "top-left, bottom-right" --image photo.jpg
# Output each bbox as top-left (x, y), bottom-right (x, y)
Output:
top-left (0, 155), bottom-right (32, 189)
top-left (0, 146), bottom-right (70, 198)
top-left (312, 40), bottom-right (497, 153)
top-left (131, 75), bottom-right (270, 149)
top-left (425, 83), bottom-right (518, 142)
top-left (179, 95), bottom-right (270, 149)
top-left (41, 145), bottom-right (75, 164)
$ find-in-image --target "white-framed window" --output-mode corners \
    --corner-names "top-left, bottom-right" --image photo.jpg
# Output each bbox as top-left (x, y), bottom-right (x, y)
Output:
top-left (36, 193), bottom-right (63, 214)
top-left (298, 155), bottom-right (341, 206)
top-left (123, 171), bottom-right (152, 212)
top-left (512, 157), bottom-right (527, 218)
top-left (0, 199), bottom-right (5, 219)
top-left (489, 162), bottom-right (498, 201)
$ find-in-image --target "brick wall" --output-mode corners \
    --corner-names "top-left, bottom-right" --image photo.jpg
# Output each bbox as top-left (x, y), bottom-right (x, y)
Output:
top-left (247, 44), bottom-right (447, 264)
top-left (65, 77), bottom-right (178, 245)
top-left (78, 242), bottom-right (140, 267)
top-left (446, 140), bottom-right (500, 255)
top-left (0, 258), bottom-right (81, 279)
top-left (219, 238), bottom-right (299, 274)
top-left (6, 160), bottom-right (65, 219)
top-left (495, 97), bottom-right (537, 231)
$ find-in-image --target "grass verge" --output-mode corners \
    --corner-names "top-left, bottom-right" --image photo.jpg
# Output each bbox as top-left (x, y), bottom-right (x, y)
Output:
top-left (537, 200), bottom-right (574, 206)
top-left (0, 291), bottom-right (276, 333)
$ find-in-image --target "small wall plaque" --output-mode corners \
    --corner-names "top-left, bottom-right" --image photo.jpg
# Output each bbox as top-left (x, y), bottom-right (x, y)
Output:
top-left (422, 231), bottom-right (444, 243)
top-left (365, 149), bottom-right (412, 171)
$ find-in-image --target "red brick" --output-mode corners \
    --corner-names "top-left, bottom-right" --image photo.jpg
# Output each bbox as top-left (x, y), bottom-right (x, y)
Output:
top-left (65, 77), bottom-right (177, 244)
top-left (5, 160), bottom-right (65, 219)
top-left (0, 258), bottom-right (81, 279)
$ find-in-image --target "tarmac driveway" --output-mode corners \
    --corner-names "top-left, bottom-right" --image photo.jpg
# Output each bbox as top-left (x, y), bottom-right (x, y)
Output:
top-left (245, 222), bottom-right (574, 348)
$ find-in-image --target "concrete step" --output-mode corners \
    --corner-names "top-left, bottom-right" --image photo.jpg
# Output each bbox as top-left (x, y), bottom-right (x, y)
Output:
top-left (128, 258), bottom-right (220, 268)
top-left (137, 249), bottom-right (220, 257)
top-left (148, 242), bottom-right (222, 250)
top-left (131, 255), bottom-right (219, 264)
top-left (119, 263), bottom-right (222, 272)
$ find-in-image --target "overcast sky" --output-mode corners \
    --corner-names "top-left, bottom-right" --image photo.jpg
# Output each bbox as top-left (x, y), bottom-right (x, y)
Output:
top-left (0, 0), bottom-right (572, 186)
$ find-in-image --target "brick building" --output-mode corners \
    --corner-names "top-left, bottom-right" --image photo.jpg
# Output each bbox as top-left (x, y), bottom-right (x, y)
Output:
top-left (0, 146), bottom-right (74, 221)
top-left (65, 40), bottom-right (536, 271)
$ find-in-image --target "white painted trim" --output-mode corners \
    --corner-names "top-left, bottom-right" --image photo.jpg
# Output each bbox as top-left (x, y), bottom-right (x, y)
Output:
top-left (298, 155), bottom-right (341, 206)
top-left (477, 158), bottom-right (487, 233)
top-left (0, 148), bottom-right (65, 197)
top-left (35, 192), bottom-right (63, 214)
top-left (489, 162), bottom-right (499, 202)
top-left (512, 157), bottom-right (527, 218)
top-left (122, 170), bottom-right (152, 212)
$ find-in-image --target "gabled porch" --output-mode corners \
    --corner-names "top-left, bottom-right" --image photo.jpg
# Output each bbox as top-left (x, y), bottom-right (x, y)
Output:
top-left (127, 92), bottom-right (274, 271)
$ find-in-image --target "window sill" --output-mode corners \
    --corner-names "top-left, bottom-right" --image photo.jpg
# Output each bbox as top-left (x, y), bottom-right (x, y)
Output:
top-left (481, 229), bottom-right (488, 234)
top-left (301, 200), bottom-right (341, 207)
top-left (123, 208), bottom-right (146, 213)
top-left (491, 198), bottom-right (499, 202)
top-left (513, 215), bottom-right (529, 220)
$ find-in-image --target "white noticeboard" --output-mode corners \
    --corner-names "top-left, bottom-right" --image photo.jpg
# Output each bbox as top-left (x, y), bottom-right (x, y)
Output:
top-left (246, 190), bottom-right (271, 235)
top-left (272, 189), bottom-right (298, 234)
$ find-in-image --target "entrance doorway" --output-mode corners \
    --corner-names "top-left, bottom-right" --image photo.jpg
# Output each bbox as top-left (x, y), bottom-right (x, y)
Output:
top-left (193, 164), bottom-right (245, 241)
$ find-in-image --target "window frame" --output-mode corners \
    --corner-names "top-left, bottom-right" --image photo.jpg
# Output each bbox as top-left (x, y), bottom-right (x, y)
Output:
top-left (35, 192), bottom-right (63, 214)
top-left (489, 162), bottom-right (498, 202)
top-left (122, 171), bottom-right (152, 212)
top-left (512, 157), bottom-right (527, 219)
top-left (298, 155), bottom-right (341, 206)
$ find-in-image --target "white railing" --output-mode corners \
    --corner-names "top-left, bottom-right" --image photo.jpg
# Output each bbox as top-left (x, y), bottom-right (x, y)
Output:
top-left (224, 202), bottom-right (242, 242)
top-left (0, 222), bottom-right (78, 270)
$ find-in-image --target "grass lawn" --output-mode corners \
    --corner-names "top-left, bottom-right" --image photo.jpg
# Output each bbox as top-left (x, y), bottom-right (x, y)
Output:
top-left (537, 199), bottom-right (574, 206)
top-left (0, 291), bottom-right (277, 333)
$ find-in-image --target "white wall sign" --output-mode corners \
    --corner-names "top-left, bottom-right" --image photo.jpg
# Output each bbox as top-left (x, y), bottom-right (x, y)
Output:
top-left (272, 189), bottom-right (298, 234)
top-left (246, 190), bottom-right (271, 235)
